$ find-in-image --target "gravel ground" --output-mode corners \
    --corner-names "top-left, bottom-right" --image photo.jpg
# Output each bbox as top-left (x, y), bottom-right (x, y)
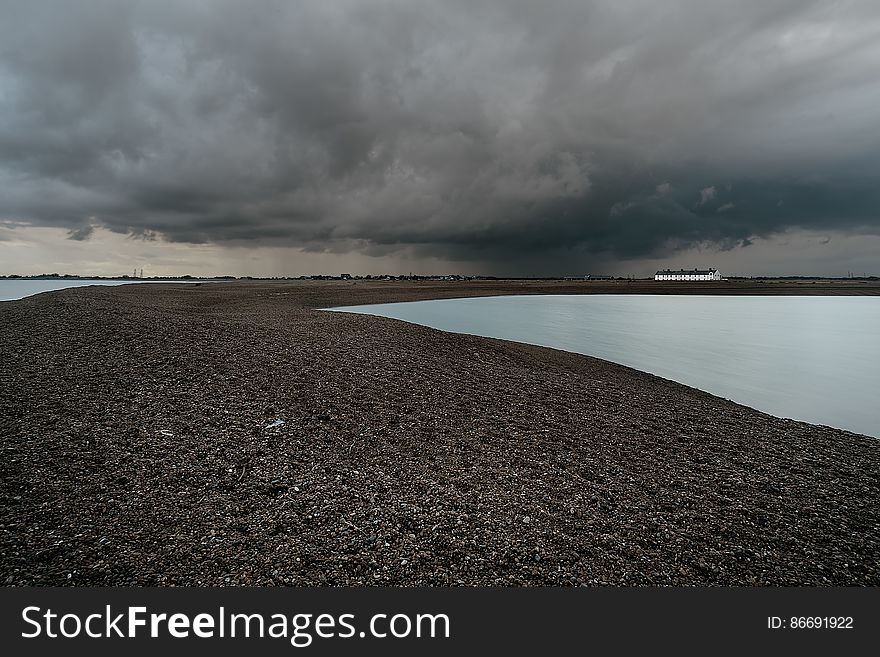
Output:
top-left (1, 280), bottom-right (878, 586)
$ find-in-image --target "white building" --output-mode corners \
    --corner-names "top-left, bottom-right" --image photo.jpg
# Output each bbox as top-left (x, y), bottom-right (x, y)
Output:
top-left (655, 268), bottom-right (721, 281)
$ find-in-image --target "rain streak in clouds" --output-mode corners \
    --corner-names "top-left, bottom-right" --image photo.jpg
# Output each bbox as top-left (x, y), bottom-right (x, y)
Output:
top-left (1, 0), bottom-right (880, 275)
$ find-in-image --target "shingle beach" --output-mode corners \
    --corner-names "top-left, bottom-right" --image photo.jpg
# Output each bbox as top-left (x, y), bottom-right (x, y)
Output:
top-left (1, 280), bottom-right (878, 585)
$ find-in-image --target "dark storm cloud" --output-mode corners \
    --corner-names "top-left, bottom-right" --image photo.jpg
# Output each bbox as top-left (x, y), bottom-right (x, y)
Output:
top-left (2, 0), bottom-right (880, 272)
top-left (66, 224), bottom-right (95, 241)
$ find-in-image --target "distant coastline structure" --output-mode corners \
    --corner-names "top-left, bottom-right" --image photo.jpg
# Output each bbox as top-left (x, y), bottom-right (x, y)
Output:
top-left (655, 268), bottom-right (722, 281)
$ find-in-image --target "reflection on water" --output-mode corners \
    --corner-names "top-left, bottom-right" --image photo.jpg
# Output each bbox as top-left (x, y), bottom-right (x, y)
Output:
top-left (331, 295), bottom-right (880, 438)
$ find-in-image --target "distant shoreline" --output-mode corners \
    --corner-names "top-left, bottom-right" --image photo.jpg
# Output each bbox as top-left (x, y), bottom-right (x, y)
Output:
top-left (5, 277), bottom-right (880, 306)
top-left (1, 274), bottom-right (879, 287)
top-left (269, 278), bottom-right (880, 308)
top-left (5, 277), bottom-right (880, 307)
top-left (1, 281), bottom-right (878, 586)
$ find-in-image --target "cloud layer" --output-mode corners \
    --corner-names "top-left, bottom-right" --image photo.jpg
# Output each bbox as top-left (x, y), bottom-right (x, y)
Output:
top-left (2, 0), bottom-right (880, 273)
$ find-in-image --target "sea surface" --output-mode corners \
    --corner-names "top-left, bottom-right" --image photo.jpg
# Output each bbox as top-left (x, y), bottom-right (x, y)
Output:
top-left (0, 279), bottom-right (190, 302)
top-left (331, 295), bottom-right (880, 438)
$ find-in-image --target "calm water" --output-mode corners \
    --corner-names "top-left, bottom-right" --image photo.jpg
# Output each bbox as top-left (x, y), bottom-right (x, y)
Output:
top-left (0, 279), bottom-right (187, 302)
top-left (331, 295), bottom-right (880, 437)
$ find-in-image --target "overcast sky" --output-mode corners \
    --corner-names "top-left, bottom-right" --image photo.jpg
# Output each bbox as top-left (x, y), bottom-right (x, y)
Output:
top-left (2, 0), bottom-right (880, 276)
